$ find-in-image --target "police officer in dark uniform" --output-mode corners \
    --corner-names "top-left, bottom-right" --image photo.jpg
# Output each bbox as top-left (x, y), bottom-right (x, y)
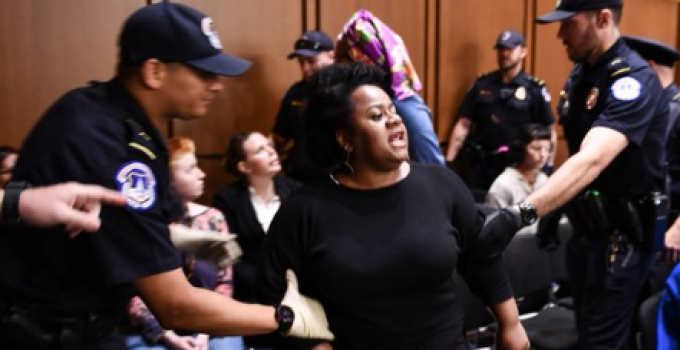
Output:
top-left (446, 29), bottom-right (555, 191)
top-left (271, 31), bottom-right (335, 184)
top-left (504, 1), bottom-right (668, 348)
top-left (0, 2), bottom-right (332, 349)
top-left (623, 36), bottom-right (680, 220)
top-left (622, 36), bottom-right (680, 298)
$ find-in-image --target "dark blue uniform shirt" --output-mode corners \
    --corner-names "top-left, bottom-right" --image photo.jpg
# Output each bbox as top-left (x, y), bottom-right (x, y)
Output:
top-left (560, 39), bottom-right (668, 196)
top-left (0, 79), bottom-right (182, 313)
top-left (664, 84), bottom-right (680, 211)
top-left (458, 70), bottom-right (554, 152)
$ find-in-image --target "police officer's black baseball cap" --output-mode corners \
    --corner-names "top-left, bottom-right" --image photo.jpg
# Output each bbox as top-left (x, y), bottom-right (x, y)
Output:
top-left (494, 30), bottom-right (525, 49)
top-left (536, 0), bottom-right (623, 24)
top-left (118, 1), bottom-right (251, 76)
top-left (623, 35), bottom-right (680, 67)
top-left (287, 30), bottom-right (335, 60)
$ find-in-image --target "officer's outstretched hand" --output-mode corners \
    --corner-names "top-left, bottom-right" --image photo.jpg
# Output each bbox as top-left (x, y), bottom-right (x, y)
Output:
top-left (169, 224), bottom-right (243, 267)
top-left (473, 207), bottom-right (522, 259)
top-left (281, 269), bottom-right (334, 340)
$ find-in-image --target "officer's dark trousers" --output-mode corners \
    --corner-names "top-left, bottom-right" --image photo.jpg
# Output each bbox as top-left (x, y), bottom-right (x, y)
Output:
top-left (566, 233), bottom-right (655, 350)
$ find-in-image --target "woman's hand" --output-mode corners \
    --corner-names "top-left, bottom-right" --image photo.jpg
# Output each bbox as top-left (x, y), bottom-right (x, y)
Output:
top-left (495, 321), bottom-right (530, 350)
top-left (489, 298), bottom-right (529, 350)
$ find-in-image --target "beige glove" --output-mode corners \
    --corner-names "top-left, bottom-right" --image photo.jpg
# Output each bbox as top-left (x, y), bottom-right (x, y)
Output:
top-left (168, 224), bottom-right (243, 267)
top-left (281, 269), bottom-right (334, 340)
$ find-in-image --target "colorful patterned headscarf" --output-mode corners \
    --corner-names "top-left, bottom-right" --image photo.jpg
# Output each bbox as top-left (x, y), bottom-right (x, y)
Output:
top-left (337, 9), bottom-right (422, 101)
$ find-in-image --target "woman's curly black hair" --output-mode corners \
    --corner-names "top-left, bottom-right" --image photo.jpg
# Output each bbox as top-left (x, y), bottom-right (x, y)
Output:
top-left (303, 62), bottom-right (392, 170)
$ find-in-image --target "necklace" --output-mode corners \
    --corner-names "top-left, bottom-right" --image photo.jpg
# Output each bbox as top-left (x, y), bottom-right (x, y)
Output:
top-left (329, 162), bottom-right (410, 186)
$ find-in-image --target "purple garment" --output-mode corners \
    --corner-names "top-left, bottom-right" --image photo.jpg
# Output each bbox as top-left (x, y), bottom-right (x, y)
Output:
top-left (337, 9), bottom-right (422, 101)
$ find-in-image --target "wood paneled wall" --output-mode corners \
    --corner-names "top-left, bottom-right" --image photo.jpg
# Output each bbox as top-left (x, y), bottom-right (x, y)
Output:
top-left (1, 0), bottom-right (678, 203)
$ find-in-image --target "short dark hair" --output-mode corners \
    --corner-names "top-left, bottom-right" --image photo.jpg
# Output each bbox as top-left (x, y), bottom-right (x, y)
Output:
top-left (507, 124), bottom-right (552, 165)
top-left (303, 62), bottom-right (392, 170)
top-left (224, 131), bottom-right (254, 178)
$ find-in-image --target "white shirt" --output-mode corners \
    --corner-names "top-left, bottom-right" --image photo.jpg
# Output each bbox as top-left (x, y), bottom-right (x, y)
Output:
top-left (249, 187), bottom-right (281, 233)
top-left (486, 167), bottom-right (548, 235)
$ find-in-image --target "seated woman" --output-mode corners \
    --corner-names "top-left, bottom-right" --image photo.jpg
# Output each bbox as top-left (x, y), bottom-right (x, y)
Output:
top-left (125, 137), bottom-right (243, 350)
top-left (335, 9), bottom-right (444, 165)
top-left (485, 124), bottom-right (552, 235)
top-left (257, 62), bottom-right (528, 350)
top-left (213, 131), bottom-right (300, 349)
top-left (0, 146), bottom-right (19, 187)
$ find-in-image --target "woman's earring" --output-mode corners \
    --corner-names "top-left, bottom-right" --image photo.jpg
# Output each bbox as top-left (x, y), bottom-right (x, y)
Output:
top-left (344, 146), bottom-right (355, 175)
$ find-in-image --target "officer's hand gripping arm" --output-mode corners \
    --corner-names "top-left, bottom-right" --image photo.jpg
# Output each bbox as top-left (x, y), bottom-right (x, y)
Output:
top-left (469, 208), bottom-right (522, 259)
top-left (280, 270), bottom-right (334, 340)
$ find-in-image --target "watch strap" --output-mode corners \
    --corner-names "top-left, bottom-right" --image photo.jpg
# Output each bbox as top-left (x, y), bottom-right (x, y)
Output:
top-left (2, 181), bottom-right (30, 226)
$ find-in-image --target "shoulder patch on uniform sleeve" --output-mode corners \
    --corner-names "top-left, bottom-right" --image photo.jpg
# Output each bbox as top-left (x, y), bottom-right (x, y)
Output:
top-left (541, 86), bottom-right (552, 102)
top-left (611, 76), bottom-right (641, 101)
top-left (115, 161), bottom-right (157, 211)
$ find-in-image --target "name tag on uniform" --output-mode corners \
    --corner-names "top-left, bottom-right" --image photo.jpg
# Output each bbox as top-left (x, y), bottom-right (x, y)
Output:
top-left (115, 161), bottom-right (157, 211)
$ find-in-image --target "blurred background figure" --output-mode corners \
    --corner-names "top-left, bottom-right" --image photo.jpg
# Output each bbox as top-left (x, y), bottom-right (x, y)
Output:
top-left (0, 146), bottom-right (19, 188)
top-left (271, 30), bottom-right (335, 184)
top-left (446, 29), bottom-right (554, 192)
top-left (486, 124), bottom-right (552, 235)
top-left (214, 131), bottom-right (300, 350)
top-left (125, 137), bottom-right (243, 350)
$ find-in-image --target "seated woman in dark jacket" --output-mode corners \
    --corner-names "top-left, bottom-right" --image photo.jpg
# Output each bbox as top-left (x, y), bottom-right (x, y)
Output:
top-left (213, 131), bottom-right (300, 349)
top-left (257, 62), bottom-right (529, 350)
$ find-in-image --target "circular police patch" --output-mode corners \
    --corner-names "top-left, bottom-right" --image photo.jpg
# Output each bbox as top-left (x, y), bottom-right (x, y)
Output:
top-left (611, 77), bottom-right (641, 101)
top-left (115, 161), bottom-right (157, 211)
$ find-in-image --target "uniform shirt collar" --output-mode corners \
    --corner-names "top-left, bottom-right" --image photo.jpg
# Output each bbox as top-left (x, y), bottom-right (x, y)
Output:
top-left (106, 78), bottom-right (169, 156)
top-left (493, 70), bottom-right (528, 86)
top-left (582, 38), bottom-right (626, 84)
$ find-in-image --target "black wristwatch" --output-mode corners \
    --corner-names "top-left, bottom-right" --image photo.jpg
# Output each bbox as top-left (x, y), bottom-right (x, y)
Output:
top-left (274, 304), bottom-right (295, 335)
top-left (518, 202), bottom-right (538, 227)
top-left (1, 181), bottom-right (30, 226)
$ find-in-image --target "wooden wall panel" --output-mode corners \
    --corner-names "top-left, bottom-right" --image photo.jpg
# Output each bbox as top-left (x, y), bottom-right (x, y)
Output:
top-left (0, 0), bottom-right (145, 149)
top-left (317, 0), bottom-right (428, 99)
top-left (437, 0), bottom-right (527, 141)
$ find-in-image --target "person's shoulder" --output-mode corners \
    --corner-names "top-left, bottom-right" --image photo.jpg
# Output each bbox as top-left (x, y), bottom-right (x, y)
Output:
top-left (411, 162), bottom-right (462, 185)
top-left (215, 180), bottom-right (248, 199)
top-left (284, 80), bottom-right (307, 97)
top-left (523, 73), bottom-right (547, 89)
top-left (474, 70), bottom-right (499, 84)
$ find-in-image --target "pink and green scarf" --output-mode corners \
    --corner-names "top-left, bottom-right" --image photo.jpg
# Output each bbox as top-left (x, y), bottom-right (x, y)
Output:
top-left (337, 9), bottom-right (422, 101)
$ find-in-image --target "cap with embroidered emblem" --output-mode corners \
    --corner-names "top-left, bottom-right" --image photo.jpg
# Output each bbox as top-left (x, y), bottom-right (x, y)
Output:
top-left (287, 30), bottom-right (334, 59)
top-left (494, 30), bottom-right (525, 49)
top-left (536, 0), bottom-right (623, 24)
top-left (118, 0), bottom-right (251, 76)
